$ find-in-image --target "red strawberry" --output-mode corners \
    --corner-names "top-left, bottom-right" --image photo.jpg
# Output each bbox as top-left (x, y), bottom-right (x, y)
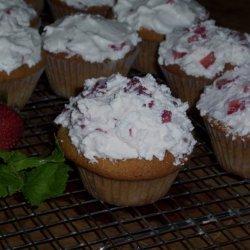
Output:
top-left (172, 50), bottom-right (187, 60)
top-left (227, 99), bottom-right (246, 115)
top-left (216, 77), bottom-right (238, 89)
top-left (0, 104), bottom-right (24, 150)
top-left (161, 110), bottom-right (172, 123)
top-left (200, 51), bottom-right (216, 69)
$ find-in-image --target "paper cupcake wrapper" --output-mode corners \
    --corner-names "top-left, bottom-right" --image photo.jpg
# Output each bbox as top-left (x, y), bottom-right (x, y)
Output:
top-left (203, 117), bottom-right (250, 178)
top-left (133, 40), bottom-right (161, 75)
top-left (160, 65), bottom-right (213, 111)
top-left (77, 166), bottom-right (180, 206)
top-left (45, 47), bottom-right (139, 98)
top-left (47, 0), bottom-right (112, 19)
top-left (0, 67), bottom-right (44, 109)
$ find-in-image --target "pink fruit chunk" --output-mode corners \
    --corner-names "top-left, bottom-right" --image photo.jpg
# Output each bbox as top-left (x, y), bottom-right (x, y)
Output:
top-left (216, 76), bottom-right (238, 89)
top-left (227, 99), bottom-right (246, 115)
top-left (109, 41), bottom-right (126, 51)
top-left (161, 110), bottom-right (172, 123)
top-left (200, 51), bottom-right (216, 69)
top-left (172, 50), bottom-right (187, 60)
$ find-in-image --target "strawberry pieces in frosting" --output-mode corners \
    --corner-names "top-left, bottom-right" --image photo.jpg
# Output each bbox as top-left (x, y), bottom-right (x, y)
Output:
top-left (187, 26), bottom-right (207, 43)
top-left (161, 110), bottom-right (172, 123)
top-left (109, 41), bottom-right (126, 51)
top-left (216, 76), bottom-right (239, 89)
top-left (200, 51), bottom-right (216, 69)
top-left (227, 99), bottom-right (246, 115)
top-left (172, 50), bottom-right (187, 60)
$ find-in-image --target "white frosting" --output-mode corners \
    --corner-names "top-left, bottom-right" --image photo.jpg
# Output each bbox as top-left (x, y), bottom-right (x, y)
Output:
top-left (158, 20), bottom-right (250, 79)
top-left (0, 23), bottom-right (42, 74)
top-left (55, 73), bottom-right (196, 165)
top-left (0, 0), bottom-right (37, 27)
top-left (113, 0), bottom-right (208, 35)
top-left (42, 14), bottom-right (141, 63)
top-left (197, 64), bottom-right (250, 137)
top-left (60, 0), bottom-right (115, 9)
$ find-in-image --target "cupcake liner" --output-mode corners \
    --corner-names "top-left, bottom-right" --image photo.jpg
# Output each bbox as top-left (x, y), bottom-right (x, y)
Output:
top-left (160, 65), bottom-right (213, 111)
top-left (0, 63), bottom-right (45, 109)
top-left (203, 117), bottom-right (250, 178)
top-left (133, 40), bottom-right (161, 75)
top-left (78, 166), bottom-right (180, 206)
top-left (47, 0), bottom-right (112, 20)
top-left (45, 47), bottom-right (139, 98)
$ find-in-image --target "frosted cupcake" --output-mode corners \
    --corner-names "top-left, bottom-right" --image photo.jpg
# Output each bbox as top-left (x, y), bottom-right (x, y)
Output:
top-left (0, 0), bottom-right (39, 28)
top-left (42, 14), bottom-right (141, 98)
top-left (113, 0), bottom-right (207, 75)
top-left (47, 0), bottom-right (115, 20)
top-left (158, 20), bottom-right (250, 110)
top-left (197, 64), bottom-right (250, 178)
top-left (0, 22), bottom-right (45, 108)
top-left (55, 73), bottom-right (196, 206)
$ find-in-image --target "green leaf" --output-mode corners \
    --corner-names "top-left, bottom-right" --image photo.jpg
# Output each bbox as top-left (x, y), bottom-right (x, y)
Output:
top-left (0, 168), bottom-right (23, 197)
top-left (21, 162), bottom-right (70, 206)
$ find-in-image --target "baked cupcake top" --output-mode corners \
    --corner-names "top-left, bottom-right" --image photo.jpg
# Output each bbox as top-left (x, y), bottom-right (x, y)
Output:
top-left (60, 0), bottom-right (115, 9)
top-left (55, 73), bottom-right (196, 165)
top-left (0, 23), bottom-right (42, 74)
top-left (197, 64), bottom-right (250, 137)
top-left (0, 0), bottom-right (37, 27)
top-left (42, 14), bottom-right (141, 63)
top-left (158, 20), bottom-right (250, 79)
top-left (113, 0), bottom-right (207, 35)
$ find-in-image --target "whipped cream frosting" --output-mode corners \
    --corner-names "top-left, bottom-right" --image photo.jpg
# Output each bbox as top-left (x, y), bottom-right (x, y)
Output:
top-left (42, 14), bottom-right (141, 63)
top-left (197, 64), bottom-right (250, 137)
top-left (0, 0), bottom-right (37, 27)
top-left (158, 20), bottom-right (250, 79)
top-left (60, 0), bottom-right (115, 9)
top-left (0, 23), bottom-right (42, 74)
top-left (113, 0), bottom-right (208, 35)
top-left (55, 73), bottom-right (196, 165)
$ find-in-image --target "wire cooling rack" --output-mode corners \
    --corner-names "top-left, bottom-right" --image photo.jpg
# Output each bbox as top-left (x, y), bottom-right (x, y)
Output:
top-left (0, 72), bottom-right (249, 250)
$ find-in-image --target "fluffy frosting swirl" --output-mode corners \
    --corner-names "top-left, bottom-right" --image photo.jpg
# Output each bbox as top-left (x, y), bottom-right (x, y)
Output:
top-left (42, 14), bottom-right (141, 63)
top-left (55, 73), bottom-right (196, 165)
top-left (158, 20), bottom-right (250, 79)
top-left (0, 23), bottom-right (42, 74)
top-left (113, 0), bottom-right (208, 35)
top-left (60, 0), bottom-right (115, 9)
top-left (197, 64), bottom-right (250, 137)
top-left (0, 0), bottom-right (37, 27)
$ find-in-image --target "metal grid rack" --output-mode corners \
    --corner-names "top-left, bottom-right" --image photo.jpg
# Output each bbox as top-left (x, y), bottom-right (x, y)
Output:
top-left (0, 73), bottom-right (249, 250)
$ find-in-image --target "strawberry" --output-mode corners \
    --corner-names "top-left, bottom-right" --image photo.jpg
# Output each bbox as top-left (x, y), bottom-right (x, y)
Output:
top-left (227, 99), bottom-right (246, 115)
top-left (215, 76), bottom-right (238, 89)
top-left (200, 51), bottom-right (216, 69)
top-left (0, 104), bottom-right (24, 150)
top-left (172, 50), bottom-right (187, 60)
top-left (161, 110), bottom-right (172, 123)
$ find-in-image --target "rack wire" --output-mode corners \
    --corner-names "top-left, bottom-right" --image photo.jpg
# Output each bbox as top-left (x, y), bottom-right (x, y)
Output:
top-left (0, 72), bottom-right (249, 250)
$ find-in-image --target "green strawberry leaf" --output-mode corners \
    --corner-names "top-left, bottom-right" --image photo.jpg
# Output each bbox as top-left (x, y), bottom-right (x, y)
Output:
top-left (0, 146), bottom-right (71, 205)
top-left (21, 162), bottom-right (70, 206)
top-left (0, 167), bottom-right (23, 197)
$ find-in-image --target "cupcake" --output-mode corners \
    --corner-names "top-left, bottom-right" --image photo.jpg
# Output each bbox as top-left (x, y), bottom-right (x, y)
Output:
top-left (47, 0), bottom-right (115, 20)
top-left (197, 65), bottom-right (250, 178)
top-left (42, 14), bottom-right (141, 98)
top-left (0, 0), bottom-right (40, 28)
top-left (55, 73), bottom-right (196, 206)
top-left (113, 0), bottom-right (208, 75)
top-left (25, 0), bottom-right (44, 14)
top-left (158, 20), bottom-right (250, 110)
top-left (0, 22), bottom-right (45, 108)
